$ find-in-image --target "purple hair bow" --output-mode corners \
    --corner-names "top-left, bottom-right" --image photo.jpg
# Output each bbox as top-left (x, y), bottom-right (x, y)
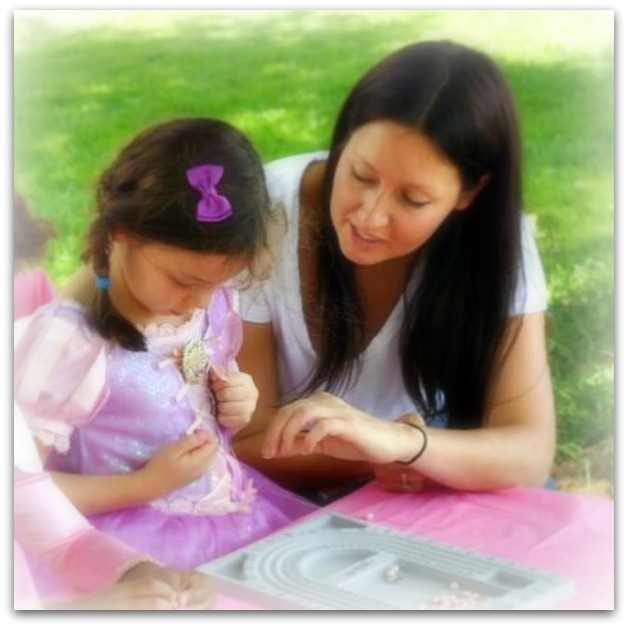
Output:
top-left (187, 164), bottom-right (232, 223)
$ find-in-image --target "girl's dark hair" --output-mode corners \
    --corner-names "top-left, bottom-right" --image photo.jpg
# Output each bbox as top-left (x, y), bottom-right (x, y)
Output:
top-left (13, 190), bottom-right (55, 268)
top-left (309, 40), bottom-right (523, 429)
top-left (82, 117), bottom-right (271, 351)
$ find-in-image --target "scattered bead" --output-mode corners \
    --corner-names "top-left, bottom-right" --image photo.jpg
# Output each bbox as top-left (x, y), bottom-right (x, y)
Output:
top-left (383, 564), bottom-right (401, 583)
top-left (416, 589), bottom-right (485, 610)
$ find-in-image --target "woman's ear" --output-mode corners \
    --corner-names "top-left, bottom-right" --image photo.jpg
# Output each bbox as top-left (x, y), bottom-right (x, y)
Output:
top-left (454, 173), bottom-right (491, 211)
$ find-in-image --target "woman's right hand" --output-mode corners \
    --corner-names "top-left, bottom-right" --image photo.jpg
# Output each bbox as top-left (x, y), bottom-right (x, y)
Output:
top-left (262, 393), bottom-right (424, 466)
top-left (138, 431), bottom-right (218, 499)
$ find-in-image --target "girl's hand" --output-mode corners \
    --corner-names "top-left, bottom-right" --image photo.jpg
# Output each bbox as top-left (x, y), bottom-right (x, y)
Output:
top-left (210, 366), bottom-right (259, 431)
top-left (138, 431), bottom-right (218, 499)
top-left (262, 393), bottom-right (423, 465)
top-left (120, 562), bottom-right (215, 610)
top-left (52, 575), bottom-right (179, 610)
top-left (55, 562), bottom-right (215, 610)
top-left (162, 570), bottom-right (216, 610)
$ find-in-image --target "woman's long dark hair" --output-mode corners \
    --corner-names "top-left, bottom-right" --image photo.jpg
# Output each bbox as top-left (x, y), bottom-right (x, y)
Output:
top-left (82, 117), bottom-right (271, 351)
top-left (308, 41), bottom-right (523, 429)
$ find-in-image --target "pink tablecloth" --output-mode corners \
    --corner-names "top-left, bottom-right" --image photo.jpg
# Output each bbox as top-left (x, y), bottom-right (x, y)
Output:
top-left (213, 483), bottom-right (614, 610)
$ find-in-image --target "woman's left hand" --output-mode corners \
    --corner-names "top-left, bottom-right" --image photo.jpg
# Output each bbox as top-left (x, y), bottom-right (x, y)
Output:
top-left (373, 413), bottom-right (428, 493)
top-left (210, 366), bottom-right (259, 431)
top-left (262, 393), bottom-right (422, 465)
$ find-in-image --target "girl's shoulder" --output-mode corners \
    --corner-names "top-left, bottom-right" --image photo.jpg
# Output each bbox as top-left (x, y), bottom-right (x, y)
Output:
top-left (22, 299), bottom-right (101, 336)
top-left (14, 299), bottom-right (110, 451)
top-left (14, 299), bottom-right (107, 361)
top-left (207, 285), bottom-right (239, 324)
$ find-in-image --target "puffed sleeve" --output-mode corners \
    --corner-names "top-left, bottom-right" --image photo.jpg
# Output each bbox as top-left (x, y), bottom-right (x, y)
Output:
top-left (209, 287), bottom-right (244, 370)
top-left (13, 303), bottom-right (109, 454)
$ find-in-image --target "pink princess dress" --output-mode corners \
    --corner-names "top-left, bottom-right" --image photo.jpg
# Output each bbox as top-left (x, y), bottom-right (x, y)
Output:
top-left (14, 288), bottom-right (316, 570)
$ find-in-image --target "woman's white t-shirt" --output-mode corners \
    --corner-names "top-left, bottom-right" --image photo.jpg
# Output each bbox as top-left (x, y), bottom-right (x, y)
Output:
top-left (240, 153), bottom-right (548, 422)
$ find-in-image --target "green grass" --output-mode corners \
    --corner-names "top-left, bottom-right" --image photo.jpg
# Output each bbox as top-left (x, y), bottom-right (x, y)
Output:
top-left (14, 9), bottom-right (614, 460)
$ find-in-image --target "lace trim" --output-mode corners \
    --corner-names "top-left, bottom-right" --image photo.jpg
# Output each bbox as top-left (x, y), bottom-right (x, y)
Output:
top-left (29, 426), bottom-right (71, 455)
top-left (151, 480), bottom-right (257, 516)
top-left (138, 309), bottom-right (203, 339)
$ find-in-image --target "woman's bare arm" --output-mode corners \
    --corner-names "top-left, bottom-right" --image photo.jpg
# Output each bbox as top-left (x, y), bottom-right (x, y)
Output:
top-left (261, 313), bottom-right (555, 491)
top-left (233, 321), bottom-right (372, 490)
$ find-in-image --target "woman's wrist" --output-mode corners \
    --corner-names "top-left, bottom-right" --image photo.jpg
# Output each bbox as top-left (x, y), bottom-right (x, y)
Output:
top-left (395, 421), bottom-right (428, 466)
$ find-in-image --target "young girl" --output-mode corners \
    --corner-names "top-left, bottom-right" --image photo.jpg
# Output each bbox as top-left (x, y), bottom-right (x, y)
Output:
top-left (14, 117), bottom-right (315, 570)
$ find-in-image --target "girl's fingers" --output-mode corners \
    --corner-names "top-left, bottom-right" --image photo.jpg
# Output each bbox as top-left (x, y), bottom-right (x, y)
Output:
top-left (216, 403), bottom-right (247, 417)
top-left (208, 363), bottom-right (228, 383)
top-left (212, 386), bottom-right (238, 402)
top-left (174, 431), bottom-right (212, 457)
top-left (216, 413), bottom-right (250, 430)
top-left (212, 382), bottom-right (255, 401)
top-left (188, 438), bottom-right (218, 460)
top-left (174, 578), bottom-right (216, 610)
top-left (69, 579), bottom-right (178, 610)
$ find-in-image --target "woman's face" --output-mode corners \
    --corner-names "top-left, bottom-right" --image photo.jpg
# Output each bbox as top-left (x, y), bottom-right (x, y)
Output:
top-left (330, 120), bottom-right (477, 267)
top-left (109, 236), bottom-right (245, 324)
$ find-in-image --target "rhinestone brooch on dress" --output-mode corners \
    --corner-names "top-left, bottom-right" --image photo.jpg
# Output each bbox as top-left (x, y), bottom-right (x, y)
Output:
top-left (181, 338), bottom-right (209, 385)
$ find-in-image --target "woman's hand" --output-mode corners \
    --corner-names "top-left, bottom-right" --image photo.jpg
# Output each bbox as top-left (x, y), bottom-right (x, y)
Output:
top-left (373, 413), bottom-right (428, 493)
top-left (137, 431), bottom-right (218, 500)
top-left (210, 366), bottom-right (259, 431)
top-left (262, 393), bottom-right (424, 465)
top-left (373, 465), bottom-right (428, 493)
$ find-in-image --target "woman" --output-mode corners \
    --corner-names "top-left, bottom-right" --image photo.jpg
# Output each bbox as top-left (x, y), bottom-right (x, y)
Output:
top-left (233, 40), bottom-right (555, 498)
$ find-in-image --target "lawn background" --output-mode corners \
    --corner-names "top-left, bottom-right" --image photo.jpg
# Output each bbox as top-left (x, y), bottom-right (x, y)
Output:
top-left (13, 9), bottom-right (614, 472)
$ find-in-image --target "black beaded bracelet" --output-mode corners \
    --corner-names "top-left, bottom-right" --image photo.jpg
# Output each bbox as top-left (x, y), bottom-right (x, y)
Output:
top-left (395, 422), bottom-right (428, 465)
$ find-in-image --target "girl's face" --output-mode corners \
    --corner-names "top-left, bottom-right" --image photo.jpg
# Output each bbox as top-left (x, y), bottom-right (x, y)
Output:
top-left (330, 120), bottom-right (478, 267)
top-left (110, 236), bottom-right (246, 324)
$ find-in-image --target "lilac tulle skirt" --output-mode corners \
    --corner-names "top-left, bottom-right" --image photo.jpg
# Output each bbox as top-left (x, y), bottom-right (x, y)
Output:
top-left (88, 465), bottom-right (317, 569)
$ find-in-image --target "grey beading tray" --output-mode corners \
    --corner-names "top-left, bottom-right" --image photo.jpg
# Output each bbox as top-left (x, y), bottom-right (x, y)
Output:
top-left (199, 512), bottom-right (574, 610)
